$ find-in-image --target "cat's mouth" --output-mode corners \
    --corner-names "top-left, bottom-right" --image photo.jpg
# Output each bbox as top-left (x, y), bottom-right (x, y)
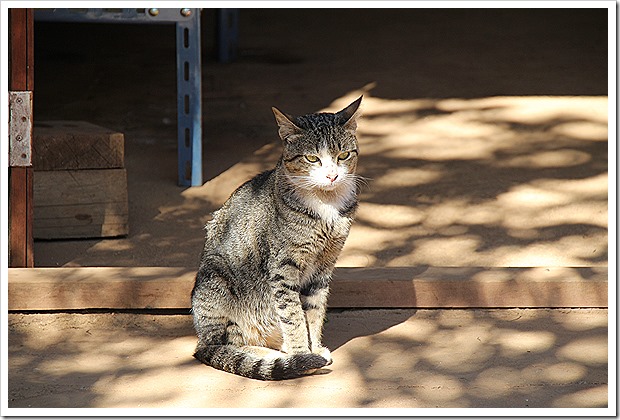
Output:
top-left (317, 181), bottom-right (340, 191)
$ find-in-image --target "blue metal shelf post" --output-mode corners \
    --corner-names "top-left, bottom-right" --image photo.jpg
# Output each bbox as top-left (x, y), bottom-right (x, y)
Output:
top-left (176, 10), bottom-right (202, 186)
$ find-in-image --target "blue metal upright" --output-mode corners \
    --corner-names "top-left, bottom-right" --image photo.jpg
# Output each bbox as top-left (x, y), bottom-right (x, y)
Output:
top-left (35, 8), bottom-right (203, 186)
top-left (175, 10), bottom-right (202, 186)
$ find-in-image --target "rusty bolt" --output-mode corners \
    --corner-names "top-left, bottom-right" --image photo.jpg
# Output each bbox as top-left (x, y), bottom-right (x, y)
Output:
top-left (180, 8), bottom-right (192, 17)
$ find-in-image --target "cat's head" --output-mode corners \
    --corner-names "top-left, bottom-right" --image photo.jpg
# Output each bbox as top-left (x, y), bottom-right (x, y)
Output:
top-left (272, 96), bottom-right (362, 193)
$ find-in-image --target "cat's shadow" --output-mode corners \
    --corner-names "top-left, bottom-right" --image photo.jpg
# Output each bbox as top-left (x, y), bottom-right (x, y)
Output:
top-left (322, 309), bottom-right (416, 352)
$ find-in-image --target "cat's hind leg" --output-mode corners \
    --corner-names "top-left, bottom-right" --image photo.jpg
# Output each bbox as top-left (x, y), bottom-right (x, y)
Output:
top-left (192, 296), bottom-right (328, 380)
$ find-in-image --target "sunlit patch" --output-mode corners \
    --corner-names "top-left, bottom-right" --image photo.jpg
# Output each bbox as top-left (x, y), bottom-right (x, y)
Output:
top-left (497, 234), bottom-right (607, 266)
top-left (500, 149), bottom-right (591, 168)
top-left (493, 329), bottom-right (556, 355)
top-left (423, 199), bottom-right (471, 228)
top-left (459, 204), bottom-right (503, 226)
top-left (335, 252), bottom-right (375, 267)
top-left (552, 385), bottom-right (609, 408)
top-left (371, 167), bottom-right (443, 189)
top-left (557, 336), bottom-right (608, 365)
top-left (497, 185), bottom-right (571, 208)
top-left (552, 121), bottom-right (608, 141)
top-left (88, 239), bottom-right (134, 252)
top-left (342, 224), bottom-right (417, 266)
top-left (470, 366), bottom-right (523, 399)
top-left (543, 362), bottom-right (587, 383)
top-left (355, 202), bottom-right (425, 228)
top-left (411, 236), bottom-right (482, 266)
top-left (552, 307), bottom-right (609, 331)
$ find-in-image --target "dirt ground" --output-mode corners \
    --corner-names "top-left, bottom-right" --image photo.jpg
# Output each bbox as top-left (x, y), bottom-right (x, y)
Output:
top-left (8, 309), bottom-right (609, 409)
top-left (7, 7), bottom-right (611, 411)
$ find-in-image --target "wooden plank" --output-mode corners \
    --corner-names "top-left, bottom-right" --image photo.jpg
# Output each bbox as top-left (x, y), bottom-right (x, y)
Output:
top-left (33, 169), bottom-right (128, 239)
top-left (33, 121), bottom-right (125, 170)
top-left (7, 266), bottom-right (608, 311)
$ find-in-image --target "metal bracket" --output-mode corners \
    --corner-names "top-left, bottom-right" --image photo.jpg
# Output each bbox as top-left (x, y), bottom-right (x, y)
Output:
top-left (35, 8), bottom-right (198, 24)
top-left (9, 91), bottom-right (33, 167)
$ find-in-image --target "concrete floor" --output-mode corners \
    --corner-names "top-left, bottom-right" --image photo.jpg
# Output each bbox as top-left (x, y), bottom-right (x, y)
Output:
top-left (6, 7), bottom-right (611, 412)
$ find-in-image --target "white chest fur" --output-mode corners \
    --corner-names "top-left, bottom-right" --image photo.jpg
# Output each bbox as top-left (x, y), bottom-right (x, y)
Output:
top-left (299, 182), bottom-right (356, 225)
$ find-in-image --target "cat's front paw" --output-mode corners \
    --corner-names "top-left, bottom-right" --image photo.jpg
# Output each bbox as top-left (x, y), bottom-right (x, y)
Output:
top-left (313, 346), bottom-right (332, 365)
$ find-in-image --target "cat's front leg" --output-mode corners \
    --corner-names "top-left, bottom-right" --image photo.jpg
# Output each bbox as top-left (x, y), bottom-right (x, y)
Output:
top-left (301, 275), bottom-right (332, 365)
top-left (270, 269), bottom-right (311, 355)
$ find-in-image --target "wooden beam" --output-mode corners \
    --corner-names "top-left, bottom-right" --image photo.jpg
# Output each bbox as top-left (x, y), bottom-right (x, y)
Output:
top-left (328, 266), bottom-right (608, 308)
top-left (7, 266), bottom-right (608, 311)
top-left (8, 8), bottom-right (34, 267)
top-left (9, 8), bottom-right (34, 91)
top-left (8, 168), bottom-right (34, 267)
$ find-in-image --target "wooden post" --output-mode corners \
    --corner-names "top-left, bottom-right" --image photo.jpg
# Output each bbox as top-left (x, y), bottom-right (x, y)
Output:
top-left (8, 9), bottom-right (34, 267)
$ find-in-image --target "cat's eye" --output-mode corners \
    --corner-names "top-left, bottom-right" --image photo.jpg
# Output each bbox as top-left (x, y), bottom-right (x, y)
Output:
top-left (338, 151), bottom-right (351, 161)
top-left (305, 155), bottom-right (320, 163)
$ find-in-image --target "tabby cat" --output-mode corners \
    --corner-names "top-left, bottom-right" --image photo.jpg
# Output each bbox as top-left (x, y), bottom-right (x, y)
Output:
top-left (191, 97), bottom-right (362, 380)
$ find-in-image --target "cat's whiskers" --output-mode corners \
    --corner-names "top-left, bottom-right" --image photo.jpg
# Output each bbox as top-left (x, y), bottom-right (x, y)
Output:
top-left (287, 173), bottom-right (357, 195)
top-left (347, 174), bottom-right (371, 191)
top-left (286, 174), bottom-right (320, 190)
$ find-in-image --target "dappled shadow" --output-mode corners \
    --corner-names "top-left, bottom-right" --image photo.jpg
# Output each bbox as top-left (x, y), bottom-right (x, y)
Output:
top-left (8, 313), bottom-right (197, 408)
top-left (319, 309), bottom-right (608, 408)
top-left (297, 309), bottom-right (609, 408)
top-left (7, 309), bottom-right (608, 408)
top-left (333, 93), bottom-right (607, 268)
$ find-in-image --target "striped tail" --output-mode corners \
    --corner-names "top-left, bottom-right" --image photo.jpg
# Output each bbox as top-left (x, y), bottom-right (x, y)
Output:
top-left (194, 344), bottom-right (329, 381)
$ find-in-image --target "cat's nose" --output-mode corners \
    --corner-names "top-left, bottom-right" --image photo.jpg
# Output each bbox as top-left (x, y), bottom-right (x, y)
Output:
top-left (327, 174), bottom-right (338, 183)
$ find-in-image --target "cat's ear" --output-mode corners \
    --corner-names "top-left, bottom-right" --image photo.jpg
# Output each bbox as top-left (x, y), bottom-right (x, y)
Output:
top-left (336, 96), bottom-right (363, 134)
top-left (272, 107), bottom-right (304, 142)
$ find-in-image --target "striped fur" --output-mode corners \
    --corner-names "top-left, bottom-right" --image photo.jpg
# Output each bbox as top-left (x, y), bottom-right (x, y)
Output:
top-left (191, 97), bottom-right (362, 380)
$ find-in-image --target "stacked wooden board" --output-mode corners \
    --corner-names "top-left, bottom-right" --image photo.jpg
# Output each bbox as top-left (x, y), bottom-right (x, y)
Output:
top-left (33, 121), bottom-right (128, 239)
